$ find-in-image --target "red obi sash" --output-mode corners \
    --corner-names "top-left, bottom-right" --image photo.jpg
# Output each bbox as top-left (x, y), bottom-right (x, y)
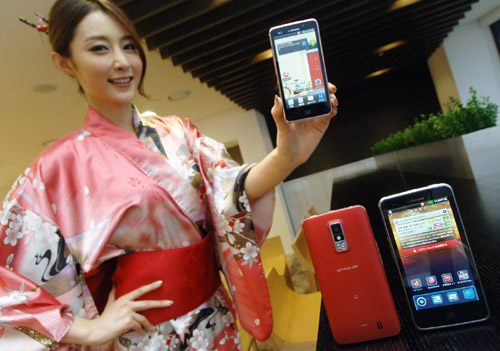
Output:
top-left (111, 234), bottom-right (221, 325)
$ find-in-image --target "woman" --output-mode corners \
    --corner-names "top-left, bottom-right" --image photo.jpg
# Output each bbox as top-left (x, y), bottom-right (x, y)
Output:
top-left (0, 0), bottom-right (338, 349)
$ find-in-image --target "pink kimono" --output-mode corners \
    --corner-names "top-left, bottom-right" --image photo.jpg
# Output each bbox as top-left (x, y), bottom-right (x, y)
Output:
top-left (0, 106), bottom-right (274, 350)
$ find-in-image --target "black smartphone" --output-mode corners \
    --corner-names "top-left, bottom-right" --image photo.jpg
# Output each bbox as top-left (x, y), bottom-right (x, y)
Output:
top-left (379, 184), bottom-right (489, 330)
top-left (269, 18), bottom-right (331, 122)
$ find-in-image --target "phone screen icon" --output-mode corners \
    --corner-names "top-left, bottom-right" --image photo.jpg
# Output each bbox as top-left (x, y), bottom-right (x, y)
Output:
top-left (463, 288), bottom-right (475, 300)
top-left (432, 294), bottom-right (443, 304)
top-left (442, 273), bottom-right (453, 283)
top-left (411, 278), bottom-right (422, 288)
top-left (416, 297), bottom-right (427, 307)
top-left (426, 276), bottom-right (437, 286)
top-left (447, 292), bottom-right (459, 302)
top-left (458, 270), bottom-right (470, 280)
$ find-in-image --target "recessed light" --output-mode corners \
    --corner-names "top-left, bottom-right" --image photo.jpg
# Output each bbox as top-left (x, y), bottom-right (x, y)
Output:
top-left (34, 84), bottom-right (57, 93)
top-left (252, 49), bottom-right (273, 63)
top-left (366, 68), bottom-right (392, 79)
top-left (375, 40), bottom-right (406, 54)
top-left (390, 0), bottom-right (422, 11)
top-left (167, 90), bottom-right (191, 101)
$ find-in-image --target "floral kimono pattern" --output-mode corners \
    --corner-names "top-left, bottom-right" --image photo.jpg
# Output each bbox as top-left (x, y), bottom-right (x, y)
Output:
top-left (0, 106), bottom-right (274, 350)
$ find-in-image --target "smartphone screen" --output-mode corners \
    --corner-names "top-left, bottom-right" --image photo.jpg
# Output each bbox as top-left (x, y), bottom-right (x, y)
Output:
top-left (388, 198), bottom-right (478, 310)
top-left (269, 19), bottom-right (331, 122)
top-left (379, 184), bottom-right (489, 330)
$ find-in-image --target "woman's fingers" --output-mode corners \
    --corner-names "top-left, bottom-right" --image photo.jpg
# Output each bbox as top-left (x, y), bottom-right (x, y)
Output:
top-left (122, 280), bottom-right (164, 300)
top-left (128, 318), bottom-right (148, 335)
top-left (271, 95), bottom-right (288, 129)
top-left (86, 281), bottom-right (175, 345)
top-left (132, 312), bottom-right (156, 333)
top-left (131, 299), bottom-right (174, 312)
top-left (272, 83), bottom-right (338, 124)
top-left (114, 313), bottom-right (152, 336)
top-left (328, 83), bottom-right (338, 110)
top-left (328, 82), bottom-right (337, 93)
top-left (116, 280), bottom-right (174, 312)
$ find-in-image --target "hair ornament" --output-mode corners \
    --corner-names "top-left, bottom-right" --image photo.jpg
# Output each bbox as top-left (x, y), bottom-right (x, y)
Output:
top-left (19, 13), bottom-right (49, 34)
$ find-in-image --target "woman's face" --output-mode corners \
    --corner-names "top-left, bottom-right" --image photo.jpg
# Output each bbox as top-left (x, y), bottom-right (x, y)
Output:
top-left (64, 10), bottom-right (143, 111)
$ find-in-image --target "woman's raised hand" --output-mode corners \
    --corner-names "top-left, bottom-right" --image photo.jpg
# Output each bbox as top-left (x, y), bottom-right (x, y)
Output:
top-left (271, 82), bottom-right (339, 169)
top-left (62, 280), bottom-right (173, 346)
top-left (243, 83), bottom-right (338, 201)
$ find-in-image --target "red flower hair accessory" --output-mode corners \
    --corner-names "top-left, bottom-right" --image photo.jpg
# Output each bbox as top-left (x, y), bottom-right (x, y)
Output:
top-left (19, 13), bottom-right (48, 34)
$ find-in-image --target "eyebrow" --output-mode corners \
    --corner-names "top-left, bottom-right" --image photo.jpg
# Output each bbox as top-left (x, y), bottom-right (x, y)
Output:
top-left (84, 34), bottom-right (134, 43)
top-left (85, 35), bottom-right (108, 42)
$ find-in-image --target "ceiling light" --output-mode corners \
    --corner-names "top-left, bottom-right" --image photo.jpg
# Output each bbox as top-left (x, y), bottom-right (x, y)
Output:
top-left (34, 84), bottom-right (57, 93)
top-left (375, 40), bottom-right (406, 54)
top-left (390, 0), bottom-right (422, 11)
top-left (167, 90), bottom-right (191, 101)
top-left (252, 49), bottom-right (273, 63)
top-left (366, 68), bottom-right (392, 79)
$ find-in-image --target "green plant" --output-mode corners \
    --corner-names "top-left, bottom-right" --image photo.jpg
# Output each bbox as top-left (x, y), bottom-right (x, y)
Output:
top-left (371, 87), bottom-right (498, 155)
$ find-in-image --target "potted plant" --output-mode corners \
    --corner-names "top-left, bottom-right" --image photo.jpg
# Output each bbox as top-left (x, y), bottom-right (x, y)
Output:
top-left (371, 87), bottom-right (498, 155)
top-left (371, 88), bottom-right (498, 179)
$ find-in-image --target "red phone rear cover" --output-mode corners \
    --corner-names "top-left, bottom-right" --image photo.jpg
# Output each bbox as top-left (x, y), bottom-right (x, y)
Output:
top-left (303, 205), bottom-right (401, 344)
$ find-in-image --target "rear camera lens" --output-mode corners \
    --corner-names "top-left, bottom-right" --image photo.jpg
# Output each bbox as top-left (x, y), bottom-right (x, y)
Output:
top-left (330, 223), bottom-right (345, 241)
top-left (330, 223), bottom-right (342, 234)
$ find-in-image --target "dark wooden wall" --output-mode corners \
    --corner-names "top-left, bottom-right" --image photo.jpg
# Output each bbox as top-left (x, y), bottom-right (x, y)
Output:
top-left (265, 62), bottom-right (442, 181)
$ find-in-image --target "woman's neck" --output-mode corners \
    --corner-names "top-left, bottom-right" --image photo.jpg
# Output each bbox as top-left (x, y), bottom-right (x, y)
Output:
top-left (89, 102), bottom-right (135, 135)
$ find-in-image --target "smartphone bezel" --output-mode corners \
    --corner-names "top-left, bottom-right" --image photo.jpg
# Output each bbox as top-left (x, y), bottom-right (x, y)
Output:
top-left (269, 18), bottom-right (331, 122)
top-left (378, 183), bottom-right (489, 330)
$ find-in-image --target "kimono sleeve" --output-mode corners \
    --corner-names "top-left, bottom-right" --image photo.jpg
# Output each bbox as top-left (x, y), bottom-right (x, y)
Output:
top-left (186, 120), bottom-right (275, 341)
top-left (0, 167), bottom-right (75, 347)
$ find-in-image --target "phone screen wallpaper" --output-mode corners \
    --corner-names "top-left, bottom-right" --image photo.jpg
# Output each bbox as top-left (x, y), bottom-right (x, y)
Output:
top-left (274, 29), bottom-right (327, 109)
top-left (387, 198), bottom-right (479, 310)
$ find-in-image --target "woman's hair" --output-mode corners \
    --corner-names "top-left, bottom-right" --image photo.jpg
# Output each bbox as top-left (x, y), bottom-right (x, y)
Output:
top-left (48, 0), bottom-right (147, 96)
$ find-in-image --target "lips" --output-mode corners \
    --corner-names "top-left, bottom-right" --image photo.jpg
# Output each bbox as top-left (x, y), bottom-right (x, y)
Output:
top-left (108, 77), bottom-right (133, 84)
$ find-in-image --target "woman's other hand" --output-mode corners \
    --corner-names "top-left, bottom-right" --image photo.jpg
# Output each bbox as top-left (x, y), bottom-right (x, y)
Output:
top-left (61, 280), bottom-right (173, 346)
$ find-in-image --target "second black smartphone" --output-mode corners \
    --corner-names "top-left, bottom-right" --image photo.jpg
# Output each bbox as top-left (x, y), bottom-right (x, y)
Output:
top-left (379, 184), bottom-right (489, 330)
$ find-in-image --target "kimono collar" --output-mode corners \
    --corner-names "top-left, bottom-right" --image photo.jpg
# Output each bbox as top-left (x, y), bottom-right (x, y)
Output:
top-left (132, 105), bottom-right (152, 130)
top-left (82, 105), bottom-right (204, 222)
top-left (133, 106), bottom-right (141, 129)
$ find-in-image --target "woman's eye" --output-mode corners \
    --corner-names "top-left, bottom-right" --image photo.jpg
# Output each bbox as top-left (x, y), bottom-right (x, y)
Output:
top-left (90, 45), bottom-right (108, 52)
top-left (124, 43), bottom-right (137, 51)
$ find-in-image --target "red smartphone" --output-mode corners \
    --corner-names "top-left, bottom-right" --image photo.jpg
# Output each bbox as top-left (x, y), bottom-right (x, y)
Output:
top-left (303, 205), bottom-right (401, 345)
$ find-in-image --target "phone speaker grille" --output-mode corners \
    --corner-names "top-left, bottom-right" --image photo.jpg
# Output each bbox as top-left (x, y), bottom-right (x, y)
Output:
top-left (377, 321), bottom-right (384, 329)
